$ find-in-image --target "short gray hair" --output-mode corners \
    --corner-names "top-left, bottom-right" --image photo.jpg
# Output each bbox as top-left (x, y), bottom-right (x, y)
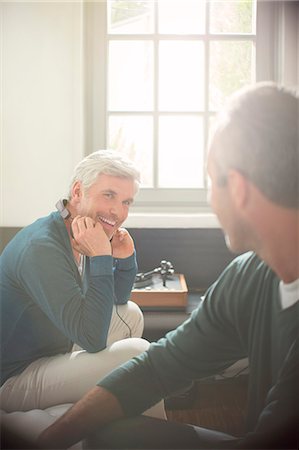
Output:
top-left (68, 150), bottom-right (141, 198)
top-left (208, 82), bottom-right (299, 209)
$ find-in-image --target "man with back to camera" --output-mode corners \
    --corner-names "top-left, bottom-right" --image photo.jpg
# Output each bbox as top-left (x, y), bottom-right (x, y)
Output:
top-left (0, 150), bottom-right (165, 420)
top-left (36, 82), bottom-right (298, 449)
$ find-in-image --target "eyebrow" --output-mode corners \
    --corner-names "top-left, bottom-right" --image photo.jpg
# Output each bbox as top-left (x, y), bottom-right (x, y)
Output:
top-left (102, 189), bottom-right (117, 195)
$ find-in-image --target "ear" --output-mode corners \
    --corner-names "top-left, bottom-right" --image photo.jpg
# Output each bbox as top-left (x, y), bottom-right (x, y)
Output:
top-left (227, 169), bottom-right (249, 209)
top-left (70, 181), bottom-right (83, 203)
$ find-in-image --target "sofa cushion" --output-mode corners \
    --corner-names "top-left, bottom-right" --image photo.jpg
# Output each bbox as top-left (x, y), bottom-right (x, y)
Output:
top-left (1, 403), bottom-right (82, 449)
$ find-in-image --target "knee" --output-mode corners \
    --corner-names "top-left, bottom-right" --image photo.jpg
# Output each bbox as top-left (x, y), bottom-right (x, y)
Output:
top-left (109, 337), bottom-right (150, 361)
top-left (124, 337), bottom-right (150, 356)
top-left (127, 300), bottom-right (143, 321)
top-left (126, 301), bottom-right (144, 337)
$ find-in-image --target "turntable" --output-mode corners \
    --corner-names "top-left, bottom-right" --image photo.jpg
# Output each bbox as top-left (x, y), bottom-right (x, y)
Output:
top-left (131, 260), bottom-right (188, 309)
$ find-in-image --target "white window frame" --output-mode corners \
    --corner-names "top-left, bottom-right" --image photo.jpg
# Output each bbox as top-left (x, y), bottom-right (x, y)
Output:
top-left (82, 0), bottom-right (298, 227)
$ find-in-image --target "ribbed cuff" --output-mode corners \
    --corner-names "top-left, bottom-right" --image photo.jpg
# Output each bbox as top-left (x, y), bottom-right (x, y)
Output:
top-left (114, 251), bottom-right (137, 270)
top-left (89, 255), bottom-right (113, 276)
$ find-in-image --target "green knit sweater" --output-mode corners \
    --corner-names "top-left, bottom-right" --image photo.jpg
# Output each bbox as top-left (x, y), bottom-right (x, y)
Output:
top-left (99, 252), bottom-right (298, 447)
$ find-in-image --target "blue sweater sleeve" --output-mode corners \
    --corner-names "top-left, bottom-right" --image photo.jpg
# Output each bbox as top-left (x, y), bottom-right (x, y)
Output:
top-left (113, 252), bottom-right (138, 305)
top-left (16, 240), bottom-right (114, 352)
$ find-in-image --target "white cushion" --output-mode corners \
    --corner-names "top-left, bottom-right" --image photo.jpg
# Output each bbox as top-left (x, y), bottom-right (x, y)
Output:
top-left (1, 404), bottom-right (83, 449)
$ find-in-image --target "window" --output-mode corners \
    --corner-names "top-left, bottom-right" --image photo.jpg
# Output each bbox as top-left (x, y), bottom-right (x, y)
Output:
top-left (85, 0), bottom-right (277, 213)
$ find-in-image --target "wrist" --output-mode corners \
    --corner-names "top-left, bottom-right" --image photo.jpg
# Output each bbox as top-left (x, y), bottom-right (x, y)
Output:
top-left (114, 251), bottom-right (136, 269)
top-left (90, 255), bottom-right (113, 276)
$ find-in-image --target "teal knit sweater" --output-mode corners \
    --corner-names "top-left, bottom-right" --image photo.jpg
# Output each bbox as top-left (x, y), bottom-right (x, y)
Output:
top-left (0, 212), bottom-right (137, 385)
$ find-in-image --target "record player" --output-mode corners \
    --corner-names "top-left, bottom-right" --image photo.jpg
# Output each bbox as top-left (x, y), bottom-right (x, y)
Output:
top-left (131, 260), bottom-right (188, 309)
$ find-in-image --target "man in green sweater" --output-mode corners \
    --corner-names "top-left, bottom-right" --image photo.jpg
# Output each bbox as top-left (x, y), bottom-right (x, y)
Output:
top-left (0, 150), bottom-right (164, 419)
top-left (38, 83), bottom-right (298, 449)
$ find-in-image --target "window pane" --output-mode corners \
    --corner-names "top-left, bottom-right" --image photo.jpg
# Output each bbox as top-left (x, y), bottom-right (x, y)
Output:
top-left (159, 115), bottom-right (204, 188)
top-left (209, 40), bottom-right (255, 110)
top-left (159, 41), bottom-right (204, 111)
top-left (107, 0), bottom-right (154, 34)
top-left (158, 0), bottom-right (205, 34)
top-left (210, 0), bottom-right (256, 34)
top-left (108, 41), bottom-right (153, 111)
top-left (108, 115), bottom-right (153, 187)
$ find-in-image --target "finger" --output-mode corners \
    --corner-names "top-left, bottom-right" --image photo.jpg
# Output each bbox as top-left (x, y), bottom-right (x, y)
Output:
top-left (76, 217), bottom-right (88, 233)
top-left (94, 221), bottom-right (105, 232)
top-left (117, 227), bottom-right (127, 235)
top-left (70, 216), bottom-right (81, 238)
top-left (84, 216), bottom-right (95, 229)
top-left (116, 228), bottom-right (127, 240)
top-left (72, 215), bottom-right (81, 224)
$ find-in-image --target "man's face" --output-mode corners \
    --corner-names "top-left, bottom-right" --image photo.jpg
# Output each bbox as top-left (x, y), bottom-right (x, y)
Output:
top-left (207, 156), bottom-right (252, 254)
top-left (75, 174), bottom-right (136, 239)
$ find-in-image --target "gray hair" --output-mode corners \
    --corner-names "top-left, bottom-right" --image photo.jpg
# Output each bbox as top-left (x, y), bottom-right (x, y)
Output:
top-left (68, 150), bottom-right (141, 198)
top-left (208, 82), bottom-right (299, 209)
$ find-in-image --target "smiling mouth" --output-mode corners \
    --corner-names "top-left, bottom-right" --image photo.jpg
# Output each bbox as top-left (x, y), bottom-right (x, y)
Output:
top-left (97, 215), bottom-right (117, 228)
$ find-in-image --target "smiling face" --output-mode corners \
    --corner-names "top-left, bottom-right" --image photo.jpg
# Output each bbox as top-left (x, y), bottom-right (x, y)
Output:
top-left (72, 174), bottom-right (136, 239)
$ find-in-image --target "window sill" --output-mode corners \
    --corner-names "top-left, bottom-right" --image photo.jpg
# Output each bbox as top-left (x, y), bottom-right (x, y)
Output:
top-left (124, 212), bottom-right (220, 229)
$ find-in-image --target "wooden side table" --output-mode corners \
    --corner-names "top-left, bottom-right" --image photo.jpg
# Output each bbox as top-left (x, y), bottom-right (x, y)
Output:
top-left (131, 273), bottom-right (188, 309)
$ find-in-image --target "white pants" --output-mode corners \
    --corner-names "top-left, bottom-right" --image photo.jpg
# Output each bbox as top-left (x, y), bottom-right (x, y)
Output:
top-left (0, 301), bottom-right (165, 419)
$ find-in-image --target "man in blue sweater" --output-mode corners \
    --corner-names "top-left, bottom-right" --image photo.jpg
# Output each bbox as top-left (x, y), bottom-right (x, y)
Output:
top-left (0, 150), bottom-right (164, 419)
top-left (37, 83), bottom-right (298, 449)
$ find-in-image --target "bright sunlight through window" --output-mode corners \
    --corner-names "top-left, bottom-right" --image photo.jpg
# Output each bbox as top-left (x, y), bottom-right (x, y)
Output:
top-left (106, 0), bottom-right (257, 205)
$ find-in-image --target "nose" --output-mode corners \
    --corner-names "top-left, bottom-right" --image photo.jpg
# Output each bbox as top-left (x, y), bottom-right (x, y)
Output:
top-left (109, 202), bottom-right (126, 220)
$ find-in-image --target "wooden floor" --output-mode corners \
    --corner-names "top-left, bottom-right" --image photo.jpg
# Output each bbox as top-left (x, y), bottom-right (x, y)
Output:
top-left (165, 376), bottom-right (248, 437)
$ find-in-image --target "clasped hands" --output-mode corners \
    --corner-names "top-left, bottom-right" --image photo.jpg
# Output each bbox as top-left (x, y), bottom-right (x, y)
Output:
top-left (71, 216), bottom-right (134, 259)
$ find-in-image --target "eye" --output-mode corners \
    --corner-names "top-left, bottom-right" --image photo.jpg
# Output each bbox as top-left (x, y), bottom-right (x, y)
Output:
top-left (123, 200), bottom-right (133, 207)
top-left (104, 192), bottom-right (114, 199)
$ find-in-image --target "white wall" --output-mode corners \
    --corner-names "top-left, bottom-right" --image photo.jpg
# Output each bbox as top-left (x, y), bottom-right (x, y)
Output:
top-left (278, 1), bottom-right (299, 87)
top-left (0, 1), bottom-right (298, 229)
top-left (0, 1), bottom-right (84, 227)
